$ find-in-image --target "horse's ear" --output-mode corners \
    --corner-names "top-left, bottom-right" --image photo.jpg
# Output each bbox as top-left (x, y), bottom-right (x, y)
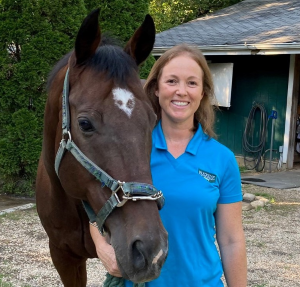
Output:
top-left (124, 14), bottom-right (155, 66)
top-left (75, 9), bottom-right (101, 65)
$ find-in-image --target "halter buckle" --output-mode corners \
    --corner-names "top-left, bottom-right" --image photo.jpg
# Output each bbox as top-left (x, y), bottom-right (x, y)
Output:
top-left (62, 130), bottom-right (72, 141)
top-left (112, 181), bottom-right (128, 207)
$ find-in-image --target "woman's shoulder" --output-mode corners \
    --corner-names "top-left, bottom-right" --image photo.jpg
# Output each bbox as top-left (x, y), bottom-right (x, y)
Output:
top-left (204, 137), bottom-right (235, 158)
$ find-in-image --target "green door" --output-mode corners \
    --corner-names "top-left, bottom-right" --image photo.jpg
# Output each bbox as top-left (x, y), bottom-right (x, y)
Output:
top-left (207, 54), bottom-right (289, 159)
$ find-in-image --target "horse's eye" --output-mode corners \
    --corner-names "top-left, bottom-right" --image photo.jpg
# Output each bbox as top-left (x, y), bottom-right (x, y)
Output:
top-left (78, 119), bottom-right (94, 132)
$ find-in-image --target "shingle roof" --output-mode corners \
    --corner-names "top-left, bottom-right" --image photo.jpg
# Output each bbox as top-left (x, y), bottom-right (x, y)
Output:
top-left (153, 0), bottom-right (300, 54)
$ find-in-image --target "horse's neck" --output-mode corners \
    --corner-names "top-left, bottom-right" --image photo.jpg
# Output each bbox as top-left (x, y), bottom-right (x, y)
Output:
top-left (42, 70), bottom-right (66, 179)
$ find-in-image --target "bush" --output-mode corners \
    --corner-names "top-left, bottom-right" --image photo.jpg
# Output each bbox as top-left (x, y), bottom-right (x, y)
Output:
top-left (0, 0), bottom-right (86, 195)
top-left (139, 55), bottom-right (156, 79)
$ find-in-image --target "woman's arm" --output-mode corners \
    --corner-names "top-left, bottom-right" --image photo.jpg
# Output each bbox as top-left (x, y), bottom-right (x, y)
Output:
top-left (215, 201), bottom-right (247, 287)
top-left (90, 224), bottom-right (122, 277)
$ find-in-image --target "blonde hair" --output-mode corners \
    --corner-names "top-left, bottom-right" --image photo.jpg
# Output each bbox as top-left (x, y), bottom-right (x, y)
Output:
top-left (144, 44), bottom-right (216, 138)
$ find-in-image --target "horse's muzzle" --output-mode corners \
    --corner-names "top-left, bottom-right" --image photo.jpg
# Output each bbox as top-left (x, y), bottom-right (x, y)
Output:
top-left (116, 229), bottom-right (168, 283)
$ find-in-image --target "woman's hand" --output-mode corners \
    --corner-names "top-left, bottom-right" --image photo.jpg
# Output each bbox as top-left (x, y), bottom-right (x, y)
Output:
top-left (90, 224), bottom-right (122, 277)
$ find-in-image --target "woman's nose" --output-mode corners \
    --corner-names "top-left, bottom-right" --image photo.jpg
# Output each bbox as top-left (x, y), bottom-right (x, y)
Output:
top-left (176, 83), bottom-right (187, 96)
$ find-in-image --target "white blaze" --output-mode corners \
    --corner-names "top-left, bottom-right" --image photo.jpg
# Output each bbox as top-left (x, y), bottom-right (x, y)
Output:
top-left (152, 249), bottom-right (164, 265)
top-left (112, 88), bottom-right (135, 118)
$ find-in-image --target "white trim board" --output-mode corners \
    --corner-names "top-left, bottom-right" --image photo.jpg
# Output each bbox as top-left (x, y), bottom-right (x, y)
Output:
top-left (283, 54), bottom-right (295, 163)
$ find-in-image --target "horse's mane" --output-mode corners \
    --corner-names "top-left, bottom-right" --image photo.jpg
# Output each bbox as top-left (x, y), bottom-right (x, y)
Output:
top-left (46, 36), bottom-right (138, 92)
top-left (47, 52), bottom-right (72, 92)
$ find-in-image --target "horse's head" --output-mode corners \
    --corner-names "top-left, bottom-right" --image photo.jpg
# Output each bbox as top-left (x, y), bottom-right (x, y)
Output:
top-left (54, 9), bottom-right (168, 283)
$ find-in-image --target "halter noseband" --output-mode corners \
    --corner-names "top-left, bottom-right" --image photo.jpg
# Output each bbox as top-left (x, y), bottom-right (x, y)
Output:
top-left (54, 68), bottom-right (164, 234)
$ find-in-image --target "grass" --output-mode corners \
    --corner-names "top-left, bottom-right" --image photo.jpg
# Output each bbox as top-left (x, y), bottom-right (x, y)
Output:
top-left (255, 241), bottom-right (266, 248)
top-left (254, 206), bottom-right (264, 211)
top-left (0, 275), bottom-right (12, 287)
top-left (0, 271), bottom-right (33, 287)
top-left (254, 192), bottom-right (275, 203)
top-left (0, 279), bottom-right (32, 287)
top-left (239, 166), bottom-right (252, 173)
top-left (270, 203), bottom-right (299, 215)
top-left (0, 207), bottom-right (36, 223)
top-left (0, 211), bottom-right (23, 221)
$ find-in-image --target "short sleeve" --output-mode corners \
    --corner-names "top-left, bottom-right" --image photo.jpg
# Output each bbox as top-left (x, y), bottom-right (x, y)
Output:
top-left (218, 152), bottom-right (242, 204)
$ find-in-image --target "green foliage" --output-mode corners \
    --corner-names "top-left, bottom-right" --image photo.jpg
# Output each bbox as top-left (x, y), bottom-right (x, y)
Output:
top-left (139, 55), bottom-right (156, 79)
top-left (239, 166), bottom-right (252, 173)
top-left (0, 109), bottom-right (41, 176)
top-left (149, 0), bottom-right (243, 32)
top-left (0, 275), bottom-right (13, 287)
top-left (0, 0), bottom-right (86, 194)
top-left (254, 193), bottom-right (275, 203)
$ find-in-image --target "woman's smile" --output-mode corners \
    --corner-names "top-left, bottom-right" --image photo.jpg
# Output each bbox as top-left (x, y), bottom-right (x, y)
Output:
top-left (156, 54), bottom-right (204, 127)
top-left (171, 100), bottom-right (189, 107)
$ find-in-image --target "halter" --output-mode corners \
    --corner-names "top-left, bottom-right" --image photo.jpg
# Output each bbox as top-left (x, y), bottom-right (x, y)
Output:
top-left (54, 68), bottom-right (164, 234)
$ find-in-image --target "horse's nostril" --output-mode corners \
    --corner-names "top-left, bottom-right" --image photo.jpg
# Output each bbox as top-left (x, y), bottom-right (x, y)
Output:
top-left (132, 240), bottom-right (146, 270)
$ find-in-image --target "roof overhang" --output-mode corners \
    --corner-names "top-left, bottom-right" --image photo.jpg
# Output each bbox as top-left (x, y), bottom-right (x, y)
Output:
top-left (152, 43), bottom-right (300, 56)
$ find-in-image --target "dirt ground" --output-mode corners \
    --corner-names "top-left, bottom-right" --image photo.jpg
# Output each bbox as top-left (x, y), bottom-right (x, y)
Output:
top-left (0, 183), bottom-right (299, 287)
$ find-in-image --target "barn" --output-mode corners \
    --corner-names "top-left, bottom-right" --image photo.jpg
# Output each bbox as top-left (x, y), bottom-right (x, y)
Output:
top-left (152, 0), bottom-right (300, 171)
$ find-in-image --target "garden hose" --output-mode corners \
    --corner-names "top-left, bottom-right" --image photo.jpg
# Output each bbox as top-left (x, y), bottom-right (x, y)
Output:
top-left (242, 103), bottom-right (268, 171)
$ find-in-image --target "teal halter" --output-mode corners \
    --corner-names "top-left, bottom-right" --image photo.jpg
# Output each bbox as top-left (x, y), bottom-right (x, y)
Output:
top-left (54, 68), bottom-right (165, 234)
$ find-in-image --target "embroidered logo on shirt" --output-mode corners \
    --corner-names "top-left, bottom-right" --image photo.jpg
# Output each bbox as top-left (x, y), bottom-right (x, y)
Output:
top-left (198, 169), bottom-right (216, 183)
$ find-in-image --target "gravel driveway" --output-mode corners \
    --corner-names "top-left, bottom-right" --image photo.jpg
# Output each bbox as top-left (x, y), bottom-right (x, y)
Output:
top-left (0, 184), bottom-right (299, 287)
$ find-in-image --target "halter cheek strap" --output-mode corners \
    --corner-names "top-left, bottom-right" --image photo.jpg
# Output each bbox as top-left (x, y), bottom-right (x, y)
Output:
top-left (54, 68), bottom-right (165, 235)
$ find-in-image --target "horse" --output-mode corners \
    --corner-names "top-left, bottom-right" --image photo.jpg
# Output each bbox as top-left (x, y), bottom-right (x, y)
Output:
top-left (36, 9), bottom-right (168, 286)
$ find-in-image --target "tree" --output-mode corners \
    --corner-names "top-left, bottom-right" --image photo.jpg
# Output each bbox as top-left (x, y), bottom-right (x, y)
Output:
top-left (0, 0), bottom-right (86, 195)
top-left (149, 0), bottom-right (243, 32)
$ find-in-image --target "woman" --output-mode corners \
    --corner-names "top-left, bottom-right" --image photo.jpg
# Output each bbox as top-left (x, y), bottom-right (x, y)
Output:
top-left (90, 44), bottom-right (247, 286)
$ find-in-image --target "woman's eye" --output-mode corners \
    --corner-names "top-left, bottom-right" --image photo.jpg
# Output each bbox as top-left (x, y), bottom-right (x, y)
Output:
top-left (188, 81), bottom-right (197, 86)
top-left (78, 119), bottom-right (94, 132)
top-left (167, 79), bottom-right (177, 84)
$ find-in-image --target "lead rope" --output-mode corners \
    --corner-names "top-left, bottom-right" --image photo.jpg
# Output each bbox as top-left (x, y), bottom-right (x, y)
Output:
top-left (103, 273), bottom-right (145, 287)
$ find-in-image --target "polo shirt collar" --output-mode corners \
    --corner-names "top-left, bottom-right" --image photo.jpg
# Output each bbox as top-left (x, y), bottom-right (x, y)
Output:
top-left (153, 121), bottom-right (168, 150)
top-left (186, 123), bottom-right (206, 155)
top-left (153, 121), bottom-right (206, 155)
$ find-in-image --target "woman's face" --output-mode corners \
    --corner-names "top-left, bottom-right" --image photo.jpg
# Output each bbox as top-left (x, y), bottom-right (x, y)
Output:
top-left (156, 54), bottom-right (204, 128)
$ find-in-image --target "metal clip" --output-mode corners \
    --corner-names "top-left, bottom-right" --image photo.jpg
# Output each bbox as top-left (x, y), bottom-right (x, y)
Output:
top-left (123, 191), bottom-right (163, 202)
top-left (112, 181), bottom-right (127, 207)
top-left (62, 130), bottom-right (72, 142)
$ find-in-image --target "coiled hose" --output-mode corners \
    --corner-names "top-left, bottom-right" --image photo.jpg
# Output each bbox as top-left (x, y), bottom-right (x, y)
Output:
top-left (242, 103), bottom-right (268, 171)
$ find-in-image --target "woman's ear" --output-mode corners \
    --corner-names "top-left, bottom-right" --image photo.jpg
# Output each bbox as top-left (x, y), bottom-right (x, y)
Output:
top-left (155, 90), bottom-right (159, 97)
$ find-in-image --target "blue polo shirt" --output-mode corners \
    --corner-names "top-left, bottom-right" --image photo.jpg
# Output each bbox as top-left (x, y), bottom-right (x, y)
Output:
top-left (125, 121), bottom-right (242, 287)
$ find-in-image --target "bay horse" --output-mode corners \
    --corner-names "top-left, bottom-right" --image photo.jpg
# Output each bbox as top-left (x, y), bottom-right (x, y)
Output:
top-left (36, 9), bottom-right (168, 286)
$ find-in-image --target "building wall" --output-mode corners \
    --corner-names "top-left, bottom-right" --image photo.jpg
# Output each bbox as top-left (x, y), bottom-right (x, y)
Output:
top-left (206, 54), bottom-right (290, 159)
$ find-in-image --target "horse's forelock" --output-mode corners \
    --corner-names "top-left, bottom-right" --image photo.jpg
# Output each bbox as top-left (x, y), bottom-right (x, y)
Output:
top-left (88, 44), bottom-right (138, 86)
